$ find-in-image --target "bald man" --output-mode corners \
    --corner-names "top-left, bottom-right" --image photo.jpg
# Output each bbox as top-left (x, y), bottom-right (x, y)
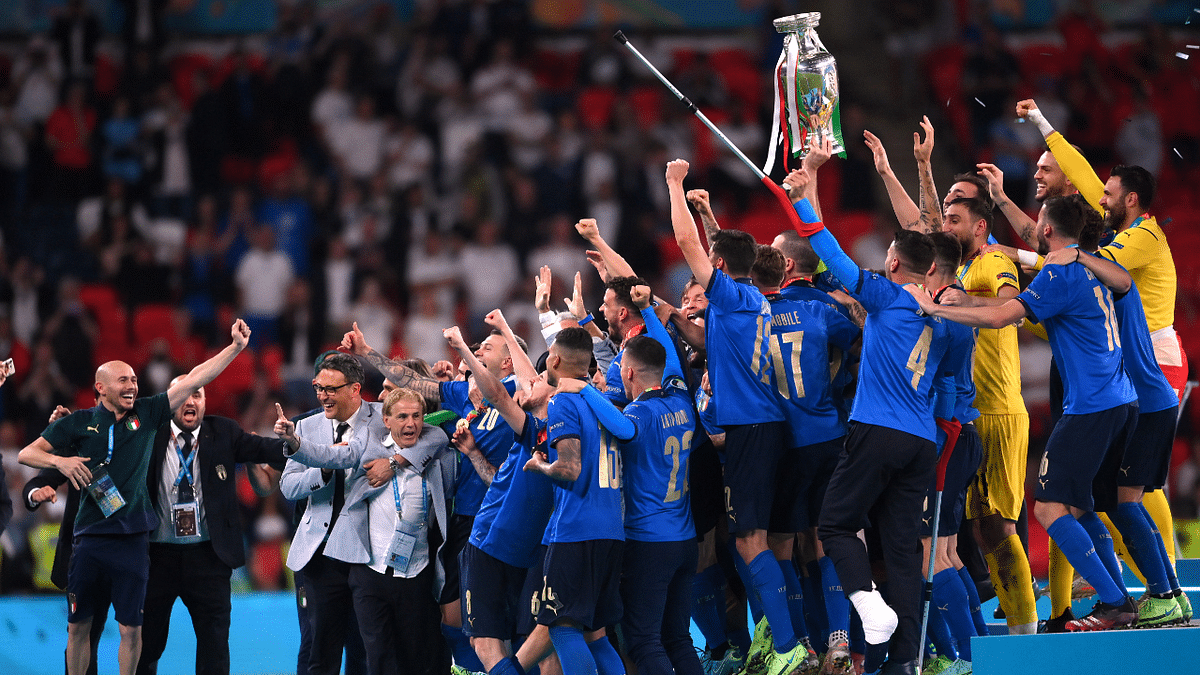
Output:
top-left (18, 320), bottom-right (252, 675)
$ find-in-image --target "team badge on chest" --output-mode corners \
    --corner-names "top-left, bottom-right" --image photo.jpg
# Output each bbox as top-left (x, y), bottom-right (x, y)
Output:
top-left (125, 416), bottom-right (140, 431)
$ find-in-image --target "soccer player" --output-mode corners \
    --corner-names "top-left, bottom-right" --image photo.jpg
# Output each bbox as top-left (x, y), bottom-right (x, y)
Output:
top-left (750, 244), bottom-right (860, 674)
top-left (783, 171), bottom-right (959, 674)
top-left (908, 195), bottom-right (1141, 631)
top-left (934, 196), bottom-right (1037, 634)
top-left (524, 326), bottom-right (625, 675)
top-left (442, 322), bottom-right (558, 675)
top-left (561, 283), bottom-right (702, 675)
top-left (666, 159), bottom-right (811, 675)
top-left (916, 233), bottom-right (984, 672)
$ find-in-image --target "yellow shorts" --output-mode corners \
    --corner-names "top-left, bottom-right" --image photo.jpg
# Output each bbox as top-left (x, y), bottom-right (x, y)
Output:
top-left (965, 412), bottom-right (1030, 521)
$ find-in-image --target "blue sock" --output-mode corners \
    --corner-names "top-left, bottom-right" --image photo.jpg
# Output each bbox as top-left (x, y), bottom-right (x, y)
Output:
top-left (549, 625), bottom-right (597, 675)
top-left (588, 636), bottom-right (625, 675)
top-left (1139, 502), bottom-right (1181, 591)
top-left (933, 569), bottom-right (975, 661)
top-left (693, 565), bottom-right (728, 650)
top-left (443, 623), bottom-right (484, 671)
top-left (848, 606), bottom-right (865, 654)
top-left (1077, 512), bottom-right (1131, 600)
top-left (804, 559), bottom-right (828, 647)
top-left (1109, 502), bottom-right (1171, 595)
top-left (489, 657), bottom-right (525, 675)
top-left (746, 551), bottom-right (797, 652)
top-left (1047, 514), bottom-right (1125, 606)
top-left (927, 604), bottom-right (957, 662)
top-left (819, 556), bottom-right (849, 637)
top-left (778, 560), bottom-right (810, 641)
top-left (733, 549), bottom-right (765, 625)
top-left (957, 567), bottom-right (989, 637)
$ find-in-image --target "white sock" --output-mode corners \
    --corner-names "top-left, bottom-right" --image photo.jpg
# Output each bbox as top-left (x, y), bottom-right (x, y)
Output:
top-left (1008, 621), bottom-right (1037, 635)
top-left (848, 589), bottom-right (898, 644)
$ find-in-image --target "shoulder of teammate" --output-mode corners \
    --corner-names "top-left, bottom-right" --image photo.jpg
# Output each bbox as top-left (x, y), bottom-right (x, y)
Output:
top-left (852, 270), bottom-right (901, 314)
top-left (706, 268), bottom-right (760, 313)
top-left (547, 393), bottom-right (582, 445)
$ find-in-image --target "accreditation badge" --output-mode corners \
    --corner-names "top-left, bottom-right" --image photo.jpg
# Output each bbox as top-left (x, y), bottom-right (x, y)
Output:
top-left (173, 501), bottom-right (199, 537)
top-left (85, 464), bottom-right (126, 517)
top-left (386, 518), bottom-right (422, 574)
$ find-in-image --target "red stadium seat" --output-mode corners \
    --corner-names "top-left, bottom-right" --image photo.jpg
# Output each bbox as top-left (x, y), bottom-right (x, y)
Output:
top-left (577, 86), bottom-right (617, 130)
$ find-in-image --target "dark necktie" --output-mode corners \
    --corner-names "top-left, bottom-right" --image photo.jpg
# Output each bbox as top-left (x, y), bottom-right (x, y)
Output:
top-left (328, 423), bottom-right (350, 532)
top-left (177, 431), bottom-right (195, 502)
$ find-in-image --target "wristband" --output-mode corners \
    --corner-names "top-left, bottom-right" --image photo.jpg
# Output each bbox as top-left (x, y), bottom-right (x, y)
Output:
top-left (1016, 249), bottom-right (1038, 268)
top-left (1025, 108), bottom-right (1055, 138)
top-left (538, 310), bottom-right (558, 328)
top-left (577, 313), bottom-right (595, 326)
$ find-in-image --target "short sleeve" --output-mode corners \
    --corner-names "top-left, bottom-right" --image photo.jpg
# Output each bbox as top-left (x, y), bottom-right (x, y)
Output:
top-left (547, 395), bottom-right (581, 447)
top-left (981, 253), bottom-right (1020, 294)
top-left (621, 401), bottom-right (657, 444)
top-left (1098, 227), bottom-right (1157, 273)
top-left (1016, 267), bottom-right (1069, 324)
top-left (439, 380), bottom-right (471, 416)
top-left (40, 411), bottom-right (84, 454)
top-left (705, 270), bottom-right (752, 313)
top-left (603, 355), bottom-right (627, 405)
top-left (853, 273), bottom-right (902, 314)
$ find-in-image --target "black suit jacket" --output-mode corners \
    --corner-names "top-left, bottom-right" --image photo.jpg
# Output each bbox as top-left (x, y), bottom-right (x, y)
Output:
top-left (22, 468), bottom-right (78, 590)
top-left (146, 416), bottom-right (286, 571)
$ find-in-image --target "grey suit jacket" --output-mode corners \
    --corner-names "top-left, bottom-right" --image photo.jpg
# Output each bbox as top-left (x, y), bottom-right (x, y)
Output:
top-left (348, 425), bottom-right (456, 595)
top-left (281, 401), bottom-right (383, 570)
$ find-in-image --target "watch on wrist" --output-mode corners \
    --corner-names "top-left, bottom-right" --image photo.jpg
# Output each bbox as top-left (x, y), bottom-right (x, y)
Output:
top-left (388, 455), bottom-right (400, 474)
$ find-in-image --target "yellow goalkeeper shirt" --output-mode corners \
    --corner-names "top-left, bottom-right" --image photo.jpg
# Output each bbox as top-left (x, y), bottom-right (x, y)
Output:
top-left (958, 250), bottom-right (1025, 414)
top-left (1046, 132), bottom-right (1177, 332)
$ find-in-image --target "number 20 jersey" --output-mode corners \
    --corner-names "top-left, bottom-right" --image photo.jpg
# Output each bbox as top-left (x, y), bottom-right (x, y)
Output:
top-left (546, 392), bottom-right (625, 543)
top-left (620, 386), bottom-right (696, 542)
top-left (847, 271), bottom-right (954, 443)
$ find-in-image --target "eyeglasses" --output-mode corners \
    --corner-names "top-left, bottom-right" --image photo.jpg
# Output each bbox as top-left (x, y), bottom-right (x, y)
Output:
top-left (313, 382), bottom-right (352, 395)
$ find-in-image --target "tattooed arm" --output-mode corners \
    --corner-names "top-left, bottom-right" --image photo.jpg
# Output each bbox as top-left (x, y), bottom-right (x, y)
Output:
top-left (342, 321), bottom-right (443, 403)
top-left (914, 116), bottom-right (941, 233)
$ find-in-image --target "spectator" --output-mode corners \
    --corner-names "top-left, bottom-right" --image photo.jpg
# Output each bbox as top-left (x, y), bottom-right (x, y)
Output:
top-left (384, 117), bottom-right (434, 195)
top-left (257, 168), bottom-right (314, 276)
top-left (459, 219), bottom-right (519, 338)
top-left (44, 80), bottom-right (96, 202)
top-left (216, 184), bottom-right (257, 270)
top-left (50, 0), bottom-right (102, 83)
top-left (346, 275), bottom-right (397, 358)
top-left (311, 57), bottom-right (353, 150)
top-left (143, 88), bottom-right (193, 219)
top-left (219, 49), bottom-right (271, 162)
top-left (403, 286), bottom-right (453, 365)
top-left (77, 177), bottom-right (152, 251)
top-left (529, 214), bottom-right (585, 289)
top-left (962, 23), bottom-right (1021, 150)
top-left (40, 276), bottom-right (96, 390)
top-left (235, 225), bottom-right (295, 348)
top-left (1115, 87), bottom-right (1164, 177)
top-left (12, 37), bottom-right (62, 128)
top-left (328, 95), bottom-right (386, 182)
top-left (186, 70), bottom-right (226, 196)
top-left (470, 39), bottom-right (535, 133)
top-left (0, 87), bottom-right (31, 238)
top-left (100, 96), bottom-right (144, 187)
top-left (15, 340), bottom-right (74, 444)
top-left (322, 236), bottom-right (355, 332)
top-left (277, 279), bottom-right (323, 406)
top-left (1, 258), bottom-right (49, 350)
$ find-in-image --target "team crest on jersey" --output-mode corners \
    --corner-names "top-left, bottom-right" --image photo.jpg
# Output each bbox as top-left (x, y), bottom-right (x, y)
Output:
top-left (125, 416), bottom-right (140, 431)
top-left (216, 464), bottom-right (228, 481)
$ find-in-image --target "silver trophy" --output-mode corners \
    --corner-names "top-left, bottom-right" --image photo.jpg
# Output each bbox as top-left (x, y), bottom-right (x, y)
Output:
top-left (765, 12), bottom-right (845, 171)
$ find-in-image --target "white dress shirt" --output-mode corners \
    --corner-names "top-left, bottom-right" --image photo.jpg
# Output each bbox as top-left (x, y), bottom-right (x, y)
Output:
top-left (366, 433), bottom-right (430, 577)
top-left (151, 421), bottom-right (208, 543)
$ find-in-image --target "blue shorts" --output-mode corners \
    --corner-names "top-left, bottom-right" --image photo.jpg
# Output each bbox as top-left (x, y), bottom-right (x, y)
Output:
top-left (790, 436), bottom-right (845, 532)
top-left (67, 532), bottom-right (150, 626)
top-left (722, 421), bottom-right (787, 534)
top-left (517, 545), bottom-right (547, 637)
top-left (689, 439), bottom-right (724, 537)
top-left (922, 424), bottom-right (983, 537)
top-left (1036, 403), bottom-right (1137, 512)
top-left (439, 514), bottom-right (473, 604)
top-left (536, 540), bottom-right (623, 631)
top-left (460, 543), bottom-right (527, 639)
top-left (1119, 406), bottom-right (1177, 490)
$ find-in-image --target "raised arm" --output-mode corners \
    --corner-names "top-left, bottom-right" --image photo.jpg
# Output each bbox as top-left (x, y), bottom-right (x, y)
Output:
top-left (444, 326), bottom-right (525, 435)
top-left (782, 171), bottom-right (861, 291)
top-left (631, 285), bottom-right (684, 383)
top-left (686, 189), bottom-right (722, 246)
top-left (799, 131), bottom-right (833, 221)
top-left (1016, 99), bottom-right (1104, 212)
top-left (864, 129), bottom-right (922, 230)
top-left (977, 163), bottom-right (1039, 247)
top-left (483, 309), bottom-right (538, 390)
top-left (343, 321), bottom-right (442, 404)
top-left (913, 116), bottom-right (941, 233)
top-left (576, 218), bottom-right (635, 280)
top-left (666, 159), bottom-right (713, 289)
top-left (167, 319), bottom-right (251, 410)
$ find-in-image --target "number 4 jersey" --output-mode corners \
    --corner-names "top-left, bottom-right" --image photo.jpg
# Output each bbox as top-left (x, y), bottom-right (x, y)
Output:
top-left (545, 392), bottom-right (625, 543)
top-left (848, 271), bottom-right (956, 442)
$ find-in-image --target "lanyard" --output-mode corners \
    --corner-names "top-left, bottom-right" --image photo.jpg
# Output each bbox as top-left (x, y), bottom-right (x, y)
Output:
top-left (173, 433), bottom-right (197, 488)
top-left (391, 469), bottom-right (428, 520)
top-left (107, 424), bottom-right (115, 464)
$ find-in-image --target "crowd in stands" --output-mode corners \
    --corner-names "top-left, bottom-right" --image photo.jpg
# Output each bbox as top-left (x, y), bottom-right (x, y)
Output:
top-left (2, 0), bottom-right (1200, 593)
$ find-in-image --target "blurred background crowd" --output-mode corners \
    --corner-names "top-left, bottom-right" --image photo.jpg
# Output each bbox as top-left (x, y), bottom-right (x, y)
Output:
top-left (1, 0), bottom-right (1199, 595)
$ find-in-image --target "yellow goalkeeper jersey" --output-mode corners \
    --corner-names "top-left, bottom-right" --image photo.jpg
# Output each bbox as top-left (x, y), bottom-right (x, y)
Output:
top-left (1046, 132), bottom-right (1177, 332)
top-left (958, 250), bottom-right (1025, 414)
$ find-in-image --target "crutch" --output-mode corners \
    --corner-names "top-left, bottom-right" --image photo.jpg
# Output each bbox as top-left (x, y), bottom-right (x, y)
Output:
top-left (613, 31), bottom-right (804, 231)
top-left (919, 420), bottom-right (961, 672)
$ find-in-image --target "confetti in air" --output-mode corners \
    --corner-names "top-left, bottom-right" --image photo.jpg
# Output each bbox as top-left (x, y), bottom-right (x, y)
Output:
top-left (1175, 147), bottom-right (1184, 159)
top-left (946, 98), bottom-right (951, 107)
top-left (1178, 52), bottom-right (1190, 60)
top-left (1189, 45), bottom-right (1200, 49)
top-left (974, 97), bottom-right (986, 107)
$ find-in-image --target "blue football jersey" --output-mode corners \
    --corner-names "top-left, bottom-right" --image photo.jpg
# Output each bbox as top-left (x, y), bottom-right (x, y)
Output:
top-left (766, 294), bottom-right (859, 447)
top-left (471, 412), bottom-right (555, 568)
top-left (941, 319), bottom-right (980, 424)
top-left (441, 378), bottom-right (519, 516)
top-left (1114, 282), bottom-right (1178, 414)
top-left (620, 387), bottom-right (696, 542)
top-left (545, 393), bottom-right (625, 543)
top-left (704, 271), bottom-right (785, 426)
top-left (1016, 261), bottom-right (1137, 414)
top-left (781, 278), bottom-right (857, 427)
top-left (847, 271), bottom-right (954, 442)
top-left (604, 350), bottom-right (629, 406)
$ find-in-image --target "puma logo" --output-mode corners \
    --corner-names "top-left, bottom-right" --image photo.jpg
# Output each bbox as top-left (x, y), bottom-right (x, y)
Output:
top-left (87, 425), bottom-right (100, 433)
